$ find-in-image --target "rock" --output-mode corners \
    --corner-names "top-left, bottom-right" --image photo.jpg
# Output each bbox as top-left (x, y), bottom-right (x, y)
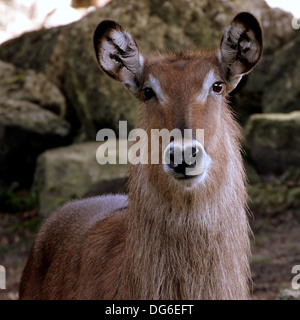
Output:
top-left (248, 184), bottom-right (286, 216)
top-left (277, 289), bottom-right (300, 300)
top-left (0, 98), bottom-right (71, 187)
top-left (248, 181), bottom-right (300, 222)
top-left (33, 141), bottom-right (129, 217)
top-left (0, 10), bottom-right (140, 141)
top-left (245, 111), bottom-right (300, 177)
top-left (0, 60), bottom-right (70, 188)
top-left (280, 167), bottom-right (300, 185)
top-left (0, 0), bottom-right (294, 139)
top-left (236, 30), bottom-right (300, 119)
top-left (0, 60), bottom-right (66, 116)
top-left (261, 32), bottom-right (300, 114)
top-left (286, 187), bottom-right (300, 209)
top-left (244, 161), bottom-right (262, 185)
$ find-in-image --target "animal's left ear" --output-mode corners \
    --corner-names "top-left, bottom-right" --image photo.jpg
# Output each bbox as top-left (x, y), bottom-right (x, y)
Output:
top-left (219, 12), bottom-right (263, 92)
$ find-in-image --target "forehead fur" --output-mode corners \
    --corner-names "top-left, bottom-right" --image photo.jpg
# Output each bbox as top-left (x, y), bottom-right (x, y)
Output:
top-left (142, 51), bottom-right (222, 91)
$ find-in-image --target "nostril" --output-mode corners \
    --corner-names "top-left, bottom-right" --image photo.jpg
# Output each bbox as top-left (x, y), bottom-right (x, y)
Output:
top-left (183, 157), bottom-right (196, 168)
top-left (169, 147), bottom-right (174, 162)
top-left (184, 146), bottom-right (200, 167)
top-left (166, 143), bottom-right (183, 169)
top-left (170, 149), bottom-right (196, 174)
top-left (169, 147), bottom-right (179, 169)
top-left (169, 157), bottom-right (178, 169)
top-left (168, 146), bottom-right (174, 167)
top-left (191, 147), bottom-right (198, 157)
top-left (164, 140), bottom-right (205, 177)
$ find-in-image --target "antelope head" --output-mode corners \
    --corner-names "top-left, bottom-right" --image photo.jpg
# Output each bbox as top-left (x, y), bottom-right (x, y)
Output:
top-left (93, 13), bottom-right (262, 188)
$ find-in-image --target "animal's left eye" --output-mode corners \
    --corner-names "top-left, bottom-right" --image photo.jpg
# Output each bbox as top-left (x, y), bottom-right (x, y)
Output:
top-left (212, 82), bottom-right (224, 94)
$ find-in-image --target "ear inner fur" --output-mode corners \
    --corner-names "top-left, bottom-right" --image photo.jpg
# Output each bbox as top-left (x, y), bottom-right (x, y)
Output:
top-left (93, 20), bottom-right (143, 94)
top-left (219, 12), bottom-right (263, 92)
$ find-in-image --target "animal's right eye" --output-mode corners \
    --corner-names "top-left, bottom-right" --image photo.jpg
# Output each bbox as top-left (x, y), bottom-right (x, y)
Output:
top-left (142, 87), bottom-right (156, 101)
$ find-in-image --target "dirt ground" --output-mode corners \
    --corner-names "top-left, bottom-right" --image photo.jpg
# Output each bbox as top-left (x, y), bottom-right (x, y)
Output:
top-left (0, 204), bottom-right (299, 300)
top-left (250, 207), bottom-right (300, 299)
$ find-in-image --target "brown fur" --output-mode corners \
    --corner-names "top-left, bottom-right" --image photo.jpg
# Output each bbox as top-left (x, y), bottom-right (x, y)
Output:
top-left (20, 15), bottom-right (262, 300)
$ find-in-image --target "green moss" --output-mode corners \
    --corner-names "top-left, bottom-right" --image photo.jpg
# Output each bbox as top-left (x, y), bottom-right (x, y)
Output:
top-left (295, 210), bottom-right (300, 218)
top-left (245, 112), bottom-right (300, 176)
top-left (286, 187), bottom-right (300, 208)
top-left (248, 184), bottom-right (286, 213)
top-left (10, 217), bottom-right (42, 234)
top-left (0, 243), bottom-right (9, 254)
top-left (70, 193), bottom-right (78, 199)
top-left (6, 73), bottom-right (25, 85)
top-left (253, 234), bottom-right (267, 245)
top-left (0, 190), bottom-right (38, 213)
top-left (294, 190), bottom-right (300, 200)
top-left (251, 255), bottom-right (273, 265)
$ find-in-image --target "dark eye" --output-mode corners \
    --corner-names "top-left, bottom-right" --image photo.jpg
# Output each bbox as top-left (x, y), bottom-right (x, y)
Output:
top-left (142, 87), bottom-right (155, 101)
top-left (212, 82), bottom-right (224, 94)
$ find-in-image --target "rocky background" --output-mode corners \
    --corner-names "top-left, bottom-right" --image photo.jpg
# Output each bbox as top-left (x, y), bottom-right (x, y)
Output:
top-left (0, 0), bottom-right (299, 300)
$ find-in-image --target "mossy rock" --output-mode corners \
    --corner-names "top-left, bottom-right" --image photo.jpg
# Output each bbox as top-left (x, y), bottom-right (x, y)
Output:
top-left (244, 160), bottom-right (261, 185)
top-left (33, 141), bottom-right (129, 217)
top-left (235, 29), bottom-right (300, 119)
top-left (0, 0), bottom-right (294, 139)
top-left (0, 98), bottom-right (71, 186)
top-left (0, 60), bottom-right (66, 116)
top-left (277, 289), bottom-right (300, 300)
top-left (245, 111), bottom-right (300, 177)
top-left (0, 189), bottom-right (38, 213)
top-left (248, 184), bottom-right (286, 214)
top-left (262, 32), bottom-right (300, 114)
top-left (248, 180), bottom-right (300, 222)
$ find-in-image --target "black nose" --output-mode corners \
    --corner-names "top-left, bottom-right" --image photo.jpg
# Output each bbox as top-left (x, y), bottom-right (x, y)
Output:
top-left (168, 146), bottom-right (197, 175)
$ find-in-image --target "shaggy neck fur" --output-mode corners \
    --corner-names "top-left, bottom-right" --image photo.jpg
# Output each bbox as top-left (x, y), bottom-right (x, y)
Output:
top-left (122, 110), bottom-right (251, 300)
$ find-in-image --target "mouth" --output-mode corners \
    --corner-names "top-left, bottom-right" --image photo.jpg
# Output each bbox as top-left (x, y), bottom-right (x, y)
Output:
top-left (163, 162), bottom-right (210, 187)
top-left (175, 174), bottom-right (199, 181)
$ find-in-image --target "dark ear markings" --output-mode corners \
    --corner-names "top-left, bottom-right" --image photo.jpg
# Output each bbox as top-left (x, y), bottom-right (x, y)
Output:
top-left (93, 20), bottom-right (122, 62)
top-left (106, 35), bottom-right (127, 56)
top-left (103, 33), bottom-right (135, 74)
top-left (102, 68), bottom-right (119, 80)
top-left (109, 53), bottom-right (124, 69)
top-left (233, 12), bottom-right (263, 44)
top-left (109, 52), bottom-right (138, 77)
top-left (93, 19), bottom-right (138, 75)
top-left (93, 19), bottom-right (144, 96)
top-left (220, 12), bottom-right (263, 91)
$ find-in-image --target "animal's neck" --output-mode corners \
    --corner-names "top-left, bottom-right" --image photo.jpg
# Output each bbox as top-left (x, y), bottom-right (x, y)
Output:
top-left (123, 145), bottom-right (250, 299)
top-left (121, 113), bottom-right (250, 299)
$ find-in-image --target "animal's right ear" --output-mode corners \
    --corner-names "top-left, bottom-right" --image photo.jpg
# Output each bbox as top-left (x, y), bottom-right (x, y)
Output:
top-left (93, 20), bottom-right (144, 96)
